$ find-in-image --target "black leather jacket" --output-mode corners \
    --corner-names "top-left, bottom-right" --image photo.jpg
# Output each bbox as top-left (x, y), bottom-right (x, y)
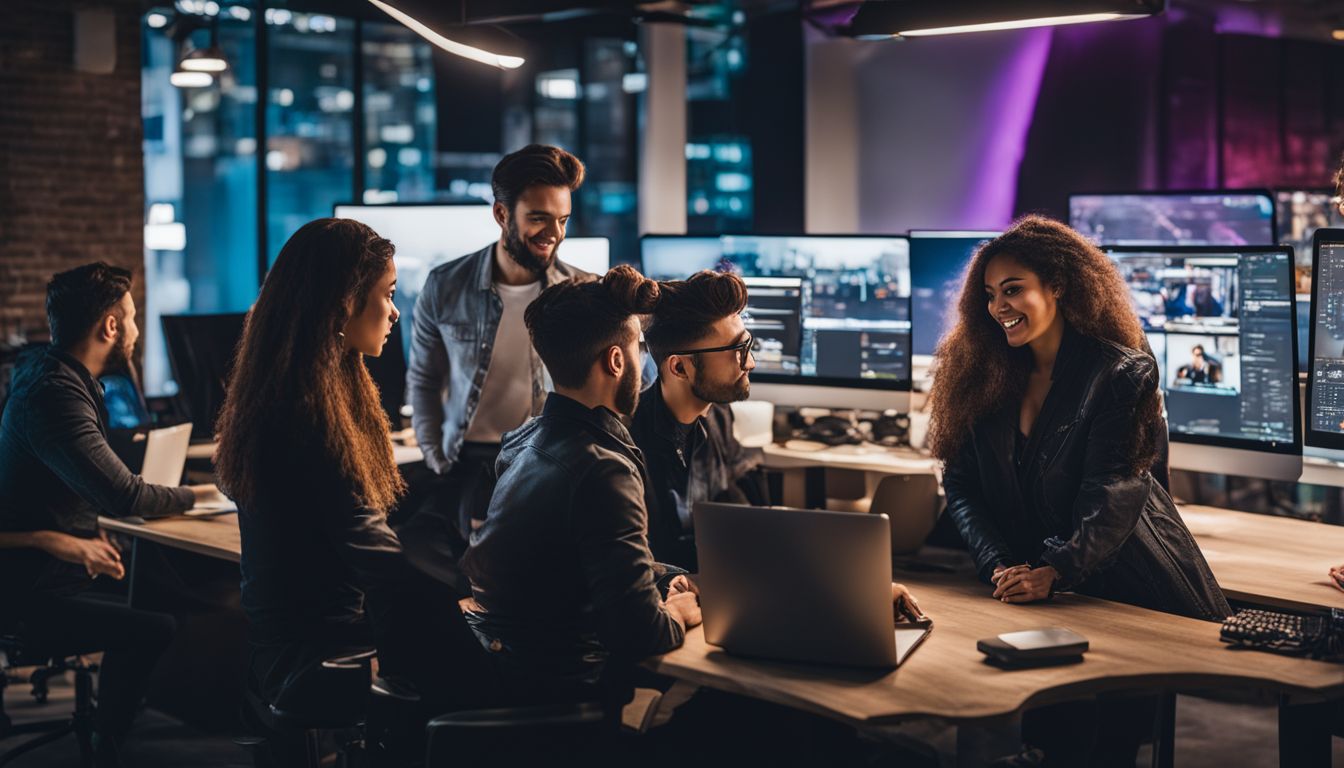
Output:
top-left (942, 327), bottom-right (1231, 621)
top-left (460, 393), bottom-right (684, 686)
top-left (628, 380), bottom-right (763, 571)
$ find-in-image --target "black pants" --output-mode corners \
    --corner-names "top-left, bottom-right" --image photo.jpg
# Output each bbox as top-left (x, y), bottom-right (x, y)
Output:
top-left (16, 592), bottom-right (176, 743)
top-left (395, 442), bottom-right (499, 595)
top-left (1022, 694), bottom-right (1159, 767)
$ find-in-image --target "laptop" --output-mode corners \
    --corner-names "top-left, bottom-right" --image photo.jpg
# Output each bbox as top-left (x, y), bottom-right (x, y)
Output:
top-left (693, 502), bottom-right (931, 668)
top-left (139, 423), bottom-right (193, 487)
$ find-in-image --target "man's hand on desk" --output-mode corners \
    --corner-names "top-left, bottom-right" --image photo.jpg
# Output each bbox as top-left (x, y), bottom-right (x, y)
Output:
top-left (664, 588), bottom-right (702, 632)
top-left (892, 583), bottom-right (926, 622)
top-left (1329, 564), bottom-right (1344, 594)
top-left (187, 483), bottom-right (227, 505)
top-left (35, 530), bottom-right (125, 580)
top-left (991, 564), bottom-right (1058, 603)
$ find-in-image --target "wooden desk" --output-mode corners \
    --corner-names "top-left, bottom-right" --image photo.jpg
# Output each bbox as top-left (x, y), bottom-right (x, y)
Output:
top-left (184, 442), bottom-right (425, 466)
top-left (100, 513), bottom-right (242, 563)
top-left (761, 442), bottom-right (938, 508)
top-left (1179, 505), bottom-right (1344, 613)
top-left (648, 573), bottom-right (1344, 727)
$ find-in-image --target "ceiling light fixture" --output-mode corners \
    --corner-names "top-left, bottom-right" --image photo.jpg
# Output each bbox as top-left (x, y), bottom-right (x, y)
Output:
top-left (180, 44), bottom-right (228, 71)
top-left (848, 0), bottom-right (1165, 39)
top-left (365, 0), bottom-right (524, 70)
top-left (170, 70), bottom-right (214, 87)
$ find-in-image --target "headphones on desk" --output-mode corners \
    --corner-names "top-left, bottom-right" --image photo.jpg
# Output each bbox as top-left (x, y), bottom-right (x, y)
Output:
top-left (804, 415), bottom-right (865, 446)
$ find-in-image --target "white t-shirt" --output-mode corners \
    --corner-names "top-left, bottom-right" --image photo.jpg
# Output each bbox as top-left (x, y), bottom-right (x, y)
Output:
top-left (465, 280), bottom-right (542, 443)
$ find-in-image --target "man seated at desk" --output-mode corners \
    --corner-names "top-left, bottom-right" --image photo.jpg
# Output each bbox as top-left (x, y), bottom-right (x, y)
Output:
top-left (631, 270), bottom-right (765, 571)
top-left (0, 263), bottom-right (220, 766)
top-left (459, 265), bottom-right (698, 705)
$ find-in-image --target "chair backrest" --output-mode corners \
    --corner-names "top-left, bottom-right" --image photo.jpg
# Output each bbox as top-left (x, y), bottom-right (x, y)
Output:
top-left (868, 473), bottom-right (941, 555)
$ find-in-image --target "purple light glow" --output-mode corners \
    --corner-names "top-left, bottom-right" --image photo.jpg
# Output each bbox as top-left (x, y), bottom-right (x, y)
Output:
top-left (961, 27), bottom-right (1053, 228)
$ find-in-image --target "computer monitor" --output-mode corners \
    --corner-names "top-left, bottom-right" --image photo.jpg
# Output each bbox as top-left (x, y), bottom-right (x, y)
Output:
top-left (1304, 229), bottom-right (1344, 452)
top-left (364, 322), bottom-right (408, 430)
top-left (909, 230), bottom-right (999, 358)
top-left (333, 203), bottom-right (611, 357)
top-left (640, 234), bottom-right (912, 412)
top-left (1275, 189), bottom-right (1343, 371)
top-left (1070, 190), bottom-right (1275, 246)
top-left (161, 313), bottom-right (247, 441)
top-left (1105, 245), bottom-right (1300, 481)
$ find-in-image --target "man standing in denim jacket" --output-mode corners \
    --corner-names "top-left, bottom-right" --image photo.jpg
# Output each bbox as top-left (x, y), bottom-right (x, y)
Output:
top-left (402, 145), bottom-right (590, 589)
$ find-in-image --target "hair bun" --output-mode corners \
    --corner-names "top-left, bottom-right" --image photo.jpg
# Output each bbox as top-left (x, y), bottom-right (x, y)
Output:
top-left (602, 264), bottom-right (661, 314)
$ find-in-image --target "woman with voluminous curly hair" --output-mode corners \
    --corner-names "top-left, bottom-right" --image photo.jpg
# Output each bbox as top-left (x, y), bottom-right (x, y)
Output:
top-left (929, 215), bottom-right (1232, 764)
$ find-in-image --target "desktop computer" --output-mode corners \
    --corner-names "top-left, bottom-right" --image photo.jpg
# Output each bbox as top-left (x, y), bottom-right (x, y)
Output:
top-left (1304, 229), bottom-right (1344, 453)
top-left (161, 312), bottom-right (247, 442)
top-left (1105, 245), bottom-right (1301, 481)
top-left (1070, 190), bottom-right (1276, 247)
top-left (640, 234), bottom-right (912, 412)
top-left (334, 203), bottom-right (611, 358)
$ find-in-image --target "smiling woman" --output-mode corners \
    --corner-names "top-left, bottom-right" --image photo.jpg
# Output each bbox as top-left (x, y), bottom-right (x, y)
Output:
top-left (927, 215), bottom-right (1232, 767)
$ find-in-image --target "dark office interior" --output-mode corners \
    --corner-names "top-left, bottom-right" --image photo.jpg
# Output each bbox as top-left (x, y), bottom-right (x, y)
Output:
top-left (2, 1), bottom-right (1344, 766)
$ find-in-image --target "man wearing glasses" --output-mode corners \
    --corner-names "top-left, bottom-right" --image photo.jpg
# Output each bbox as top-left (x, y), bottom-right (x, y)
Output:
top-left (632, 270), bottom-right (767, 570)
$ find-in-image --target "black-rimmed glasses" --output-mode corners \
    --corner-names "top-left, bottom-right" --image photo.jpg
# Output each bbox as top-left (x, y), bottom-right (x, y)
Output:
top-left (669, 333), bottom-right (757, 370)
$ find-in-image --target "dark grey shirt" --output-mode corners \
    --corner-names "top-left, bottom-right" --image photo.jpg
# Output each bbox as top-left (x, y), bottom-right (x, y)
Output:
top-left (0, 346), bottom-right (193, 594)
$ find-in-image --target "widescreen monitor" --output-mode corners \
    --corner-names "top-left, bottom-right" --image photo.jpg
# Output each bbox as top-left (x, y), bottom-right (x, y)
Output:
top-left (1105, 245), bottom-right (1301, 481)
top-left (1305, 229), bottom-right (1344, 453)
top-left (334, 203), bottom-right (611, 357)
top-left (909, 230), bottom-right (999, 358)
top-left (640, 234), bottom-right (912, 411)
top-left (1070, 191), bottom-right (1275, 247)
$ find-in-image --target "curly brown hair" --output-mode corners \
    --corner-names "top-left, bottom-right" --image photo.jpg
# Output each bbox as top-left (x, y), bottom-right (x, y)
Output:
top-left (214, 218), bottom-right (406, 514)
top-left (926, 215), bottom-right (1162, 474)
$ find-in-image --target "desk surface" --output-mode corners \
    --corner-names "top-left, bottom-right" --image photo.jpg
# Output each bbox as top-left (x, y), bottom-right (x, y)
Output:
top-left (761, 442), bottom-right (938, 474)
top-left (1180, 504), bottom-right (1344, 613)
top-left (647, 573), bottom-right (1344, 727)
top-left (186, 442), bottom-right (425, 466)
top-left (100, 513), bottom-right (241, 563)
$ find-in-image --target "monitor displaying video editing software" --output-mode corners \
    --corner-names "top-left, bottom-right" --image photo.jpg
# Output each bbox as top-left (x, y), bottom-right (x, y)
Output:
top-left (640, 235), bottom-right (912, 397)
top-left (1105, 246), bottom-right (1299, 478)
top-left (909, 231), bottom-right (999, 357)
top-left (1305, 230), bottom-right (1344, 450)
top-left (1071, 191), bottom-right (1275, 246)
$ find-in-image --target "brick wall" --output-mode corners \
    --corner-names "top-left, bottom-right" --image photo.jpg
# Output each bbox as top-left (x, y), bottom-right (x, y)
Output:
top-left (0, 0), bottom-right (145, 346)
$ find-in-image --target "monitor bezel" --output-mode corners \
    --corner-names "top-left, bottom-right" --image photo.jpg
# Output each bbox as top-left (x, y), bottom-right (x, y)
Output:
top-left (638, 232), bottom-right (914, 393)
top-left (1304, 228), bottom-right (1344, 451)
top-left (1103, 244), bottom-right (1301, 457)
top-left (1067, 188), bottom-right (1278, 246)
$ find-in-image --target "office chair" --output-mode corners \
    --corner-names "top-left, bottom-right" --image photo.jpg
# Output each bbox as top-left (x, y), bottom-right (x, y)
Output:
top-left (0, 625), bottom-right (98, 768)
top-left (425, 701), bottom-right (616, 766)
top-left (235, 647), bottom-right (419, 768)
top-left (868, 473), bottom-right (942, 556)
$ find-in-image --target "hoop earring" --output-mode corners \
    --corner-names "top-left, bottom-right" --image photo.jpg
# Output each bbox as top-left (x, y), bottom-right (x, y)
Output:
top-left (337, 331), bottom-right (346, 340)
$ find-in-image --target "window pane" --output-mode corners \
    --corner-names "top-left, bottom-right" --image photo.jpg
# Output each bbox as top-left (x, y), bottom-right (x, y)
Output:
top-left (142, 8), bottom-right (258, 396)
top-left (361, 21), bottom-right (436, 204)
top-left (686, 23), bottom-right (752, 233)
top-left (265, 10), bottom-right (355, 264)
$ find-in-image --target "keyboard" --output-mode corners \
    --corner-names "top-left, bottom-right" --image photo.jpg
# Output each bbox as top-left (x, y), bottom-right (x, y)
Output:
top-left (1220, 608), bottom-right (1344, 660)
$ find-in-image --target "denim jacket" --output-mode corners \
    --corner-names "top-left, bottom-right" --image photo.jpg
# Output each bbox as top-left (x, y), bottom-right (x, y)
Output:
top-left (407, 243), bottom-right (591, 474)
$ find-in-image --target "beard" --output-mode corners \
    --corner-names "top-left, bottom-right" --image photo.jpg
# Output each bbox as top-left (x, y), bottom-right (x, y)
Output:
top-left (690, 364), bottom-right (750, 405)
top-left (614, 358), bottom-right (642, 417)
top-left (502, 216), bottom-right (558, 276)
top-left (104, 328), bottom-right (134, 376)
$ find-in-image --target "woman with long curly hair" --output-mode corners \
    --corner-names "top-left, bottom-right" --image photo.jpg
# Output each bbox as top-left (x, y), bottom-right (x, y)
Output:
top-left (929, 216), bottom-right (1231, 765)
top-left (216, 219), bottom-right (492, 756)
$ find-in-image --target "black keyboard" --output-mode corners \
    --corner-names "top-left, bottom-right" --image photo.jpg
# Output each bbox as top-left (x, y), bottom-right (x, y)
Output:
top-left (1220, 608), bottom-right (1344, 660)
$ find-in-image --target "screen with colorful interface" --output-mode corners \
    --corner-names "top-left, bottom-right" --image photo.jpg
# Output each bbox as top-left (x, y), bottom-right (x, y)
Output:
top-left (1306, 230), bottom-right (1344, 449)
top-left (640, 235), bottom-right (912, 388)
top-left (1106, 246), bottom-right (1298, 454)
top-left (1071, 192), bottom-right (1275, 246)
